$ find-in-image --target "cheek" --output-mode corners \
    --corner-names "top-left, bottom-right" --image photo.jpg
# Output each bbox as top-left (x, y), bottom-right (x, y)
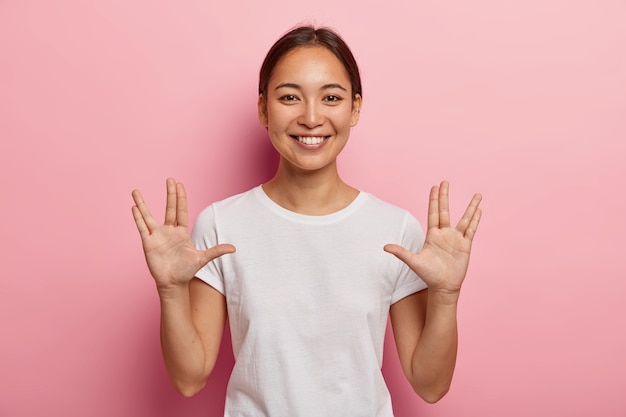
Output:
top-left (265, 105), bottom-right (291, 126)
top-left (340, 110), bottom-right (357, 130)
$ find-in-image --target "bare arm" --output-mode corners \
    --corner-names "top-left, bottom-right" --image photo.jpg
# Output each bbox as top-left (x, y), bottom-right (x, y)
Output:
top-left (131, 178), bottom-right (235, 396)
top-left (156, 279), bottom-right (227, 396)
top-left (385, 181), bottom-right (482, 403)
top-left (390, 289), bottom-right (459, 403)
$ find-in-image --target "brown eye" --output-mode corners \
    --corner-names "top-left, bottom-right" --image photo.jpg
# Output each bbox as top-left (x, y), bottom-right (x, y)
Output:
top-left (280, 95), bottom-right (298, 102)
top-left (323, 95), bottom-right (342, 103)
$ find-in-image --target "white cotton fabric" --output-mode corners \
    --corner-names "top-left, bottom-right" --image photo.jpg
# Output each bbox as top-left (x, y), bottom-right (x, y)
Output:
top-left (191, 186), bottom-right (426, 417)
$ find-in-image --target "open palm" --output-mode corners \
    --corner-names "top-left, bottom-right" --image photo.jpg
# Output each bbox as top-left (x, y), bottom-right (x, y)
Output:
top-left (131, 178), bottom-right (235, 289)
top-left (385, 181), bottom-right (482, 294)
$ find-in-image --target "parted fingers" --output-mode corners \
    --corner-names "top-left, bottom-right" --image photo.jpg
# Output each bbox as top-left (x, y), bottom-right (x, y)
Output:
top-left (131, 189), bottom-right (158, 239)
top-left (456, 193), bottom-right (482, 240)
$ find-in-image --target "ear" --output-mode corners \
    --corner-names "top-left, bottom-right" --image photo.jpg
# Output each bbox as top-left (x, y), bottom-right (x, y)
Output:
top-left (258, 94), bottom-right (268, 127)
top-left (350, 94), bottom-right (362, 127)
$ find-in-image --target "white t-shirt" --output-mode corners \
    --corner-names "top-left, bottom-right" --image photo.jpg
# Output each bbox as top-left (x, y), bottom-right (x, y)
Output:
top-left (191, 186), bottom-right (426, 417)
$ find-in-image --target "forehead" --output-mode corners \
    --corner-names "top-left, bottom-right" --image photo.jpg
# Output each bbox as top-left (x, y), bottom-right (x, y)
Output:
top-left (268, 46), bottom-right (350, 87)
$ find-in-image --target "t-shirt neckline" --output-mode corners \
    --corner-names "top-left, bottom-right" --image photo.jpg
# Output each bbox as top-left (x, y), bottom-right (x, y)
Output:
top-left (253, 185), bottom-right (368, 225)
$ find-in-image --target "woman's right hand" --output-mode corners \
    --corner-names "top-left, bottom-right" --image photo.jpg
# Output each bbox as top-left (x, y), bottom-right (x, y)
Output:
top-left (131, 178), bottom-right (235, 290)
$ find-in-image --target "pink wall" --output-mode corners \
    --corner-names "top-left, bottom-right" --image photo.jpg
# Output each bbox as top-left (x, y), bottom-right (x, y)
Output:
top-left (1, 0), bottom-right (625, 416)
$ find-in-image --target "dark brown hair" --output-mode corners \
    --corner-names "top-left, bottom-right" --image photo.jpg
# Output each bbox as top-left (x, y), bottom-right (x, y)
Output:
top-left (258, 26), bottom-right (362, 99)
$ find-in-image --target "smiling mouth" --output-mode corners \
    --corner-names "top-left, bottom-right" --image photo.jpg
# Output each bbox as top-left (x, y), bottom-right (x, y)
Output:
top-left (291, 136), bottom-right (329, 145)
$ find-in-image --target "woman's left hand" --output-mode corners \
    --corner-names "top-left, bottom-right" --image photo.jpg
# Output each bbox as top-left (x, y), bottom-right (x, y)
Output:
top-left (384, 181), bottom-right (482, 296)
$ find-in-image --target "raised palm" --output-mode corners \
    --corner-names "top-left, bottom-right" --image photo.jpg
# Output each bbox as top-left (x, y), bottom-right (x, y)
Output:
top-left (131, 178), bottom-right (235, 289)
top-left (385, 181), bottom-right (482, 294)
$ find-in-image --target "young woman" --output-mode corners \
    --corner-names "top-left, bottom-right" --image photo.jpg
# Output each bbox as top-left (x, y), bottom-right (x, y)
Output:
top-left (131, 25), bottom-right (482, 416)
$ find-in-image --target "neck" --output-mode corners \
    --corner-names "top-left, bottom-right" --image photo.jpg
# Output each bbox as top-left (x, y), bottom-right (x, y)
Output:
top-left (262, 159), bottom-right (358, 215)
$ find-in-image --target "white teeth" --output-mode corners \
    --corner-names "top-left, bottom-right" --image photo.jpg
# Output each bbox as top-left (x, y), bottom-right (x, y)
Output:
top-left (297, 136), bottom-right (325, 145)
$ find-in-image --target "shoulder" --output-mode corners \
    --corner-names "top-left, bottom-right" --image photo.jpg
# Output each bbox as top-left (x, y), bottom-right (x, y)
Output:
top-left (358, 191), bottom-right (424, 246)
top-left (196, 186), bottom-right (260, 218)
top-left (192, 187), bottom-right (261, 236)
top-left (359, 191), bottom-right (418, 225)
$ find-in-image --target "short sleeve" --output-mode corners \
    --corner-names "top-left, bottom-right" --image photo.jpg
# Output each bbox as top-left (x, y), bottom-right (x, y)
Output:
top-left (390, 212), bottom-right (427, 304)
top-left (190, 205), bottom-right (226, 295)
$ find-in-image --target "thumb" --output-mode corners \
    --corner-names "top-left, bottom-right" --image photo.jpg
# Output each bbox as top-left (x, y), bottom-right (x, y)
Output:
top-left (383, 243), bottom-right (414, 266)
top-left (201, 243), bottom-right (236, 265)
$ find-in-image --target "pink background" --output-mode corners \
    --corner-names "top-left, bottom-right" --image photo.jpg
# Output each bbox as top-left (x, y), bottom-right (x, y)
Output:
top-left (1, 0), bottom-right (625, 416)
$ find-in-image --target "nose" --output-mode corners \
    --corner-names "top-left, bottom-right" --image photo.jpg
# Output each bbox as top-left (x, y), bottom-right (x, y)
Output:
top-left (298, 101), bottom-right (324, 128)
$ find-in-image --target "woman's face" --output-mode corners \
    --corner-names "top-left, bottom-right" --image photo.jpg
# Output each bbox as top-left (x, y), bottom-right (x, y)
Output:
top-left (258, 46), bottom-right (361, 174)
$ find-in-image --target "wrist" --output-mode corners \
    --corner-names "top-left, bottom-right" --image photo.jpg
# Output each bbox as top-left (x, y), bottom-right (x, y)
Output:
top-left (428, 288), bottom-right (461, 306)
top-left (156, 282), bottom-right (190, 300)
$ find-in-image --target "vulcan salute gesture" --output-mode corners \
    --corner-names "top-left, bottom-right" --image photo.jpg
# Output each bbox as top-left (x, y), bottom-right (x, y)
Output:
top-left (385, 180), bottom-right (482, 298)
top-left (131, 25), bottom-right (484, 416)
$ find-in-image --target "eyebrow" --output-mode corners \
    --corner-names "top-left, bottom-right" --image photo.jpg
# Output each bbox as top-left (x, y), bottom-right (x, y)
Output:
top-left (274, 82), bottom-right (348, 92)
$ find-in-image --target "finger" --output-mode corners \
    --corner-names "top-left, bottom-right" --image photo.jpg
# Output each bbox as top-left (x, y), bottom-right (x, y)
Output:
top-left (131, 189), bottom-right (158, 232)
top-left (176, 182), bottom-right (188, 228)
top-left (200, 244), bottom-right (236, 266)
top-left (164, 178), bottom-right (177, 226)
top-left (438, 181), bottom-right (451, 228)
top-left (427, 185), bottom-right (440, 231)
top-left (131, 205), bottom-right (150, 240)
top-left (465, 207), bottom-right (482, 240)
top-left (456, 193), bottom-right (482, 235)
top-left (383, 243), bottom-right (414, 267)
